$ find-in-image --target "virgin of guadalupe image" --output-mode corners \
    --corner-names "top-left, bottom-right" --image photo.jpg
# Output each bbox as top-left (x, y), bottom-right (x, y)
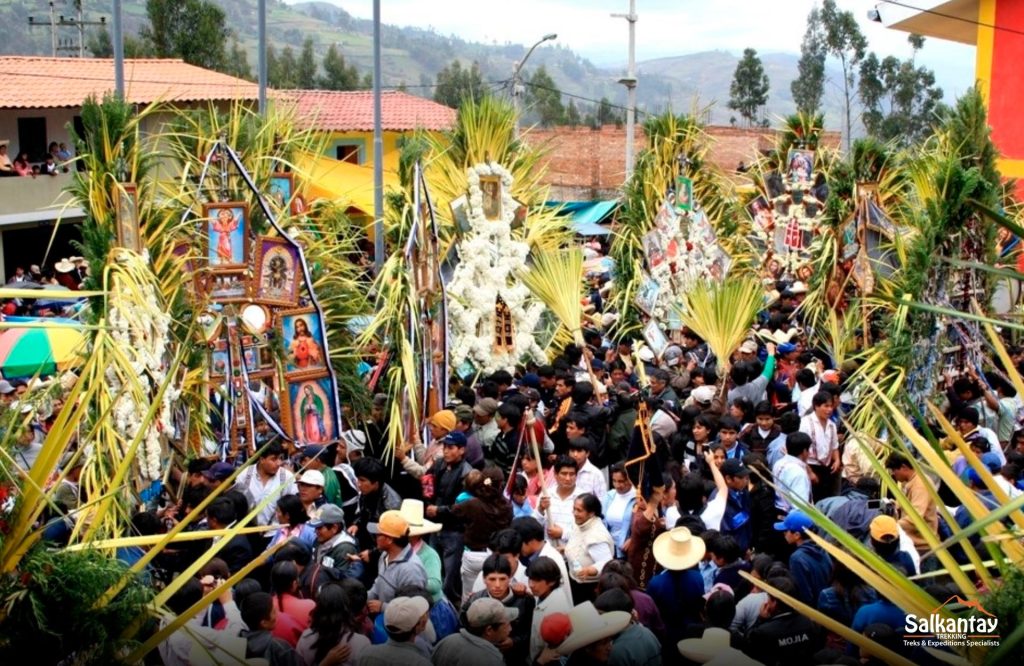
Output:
top-left (299, 384), bottom-right (327, 444)
top-left (288, 317), bottom-right (324, 369)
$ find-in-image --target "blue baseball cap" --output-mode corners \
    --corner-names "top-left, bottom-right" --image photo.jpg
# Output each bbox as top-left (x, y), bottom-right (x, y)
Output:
top-left (442, 431), bottom-right (468, 447)
top-left (778, 342), bottom-right (798, 355)
top-left (773, 510), bottom-right (815, 534)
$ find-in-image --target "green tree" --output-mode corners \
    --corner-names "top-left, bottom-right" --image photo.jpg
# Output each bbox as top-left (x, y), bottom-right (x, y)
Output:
top-left (858, 35), bottom-right (944, 146)
top-left (728, 48), bottom-right (770, 126)
top-left (87, 26), bottom-right (113, 58)
top-left (223, 40), bottom-right (252, 81)
top-left (565, 99), bottom-right (581, 127)
top-left (141, 0), bottom-right (227, 70)
top-left (276, 46), bottom-right (299, 89)
top-left (525, 66), bottom-right (564, 126)
top-left (297, 38), bottom-right (317, 89)
top-left (791, 5), bottom-right (826, 117)
top-left (821, 0), bottom-right (868, 151)
top-left (433, 60), bottom-right (487, 109)
top-left (320, 44), bottom-right (360, 90)
top-left (596, 97), bottom-right (621, 126)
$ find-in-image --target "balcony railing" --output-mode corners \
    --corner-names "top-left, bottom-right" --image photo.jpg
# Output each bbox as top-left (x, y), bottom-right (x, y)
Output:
top-left (0, 173), bottom-right (83, 227)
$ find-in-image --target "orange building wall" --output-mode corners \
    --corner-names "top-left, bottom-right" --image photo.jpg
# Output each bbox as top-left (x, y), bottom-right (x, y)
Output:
top-left (978, 0), bottom-right (1024, 193)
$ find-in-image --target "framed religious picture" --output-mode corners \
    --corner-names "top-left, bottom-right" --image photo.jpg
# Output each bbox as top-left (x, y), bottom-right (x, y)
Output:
top-left (479, 176), bottom-right (502, 221)
top-left (674, 176), bottom-right (693, 213)
top-left (634, 271), bottom-right (661, 316)
top-left (208, 339), bottom-right (230, 379)
top-left (254, 236), bottom-right (301, 306)
top-left (268, 172), bottom-right (294, 215)
top-left (202, 201), bottom-right (249, 269)
top-left (207, 268), bottom-right (251, 303)
top-left (283, 373), bottom-right (338, 446)
top-left (279, 307), bottom-right (327, 378)
top-left (786, 149), bottom-right (814, 184)
top-left (747, 196), bottom-right (775, 235)
top-left (653, 197), bottom-right (679, 237)
top-left (115, 182), bottom-right (141, 252)
top-left (643, 320), bottom-right (669, 358)
top-left (449, 195), bottom-right (471, 233)
top-left (642, 231), bottom-right (666, 270)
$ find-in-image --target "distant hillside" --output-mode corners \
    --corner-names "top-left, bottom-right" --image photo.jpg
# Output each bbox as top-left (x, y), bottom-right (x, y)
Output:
top-left (0, 0), bottom-right (847, 129)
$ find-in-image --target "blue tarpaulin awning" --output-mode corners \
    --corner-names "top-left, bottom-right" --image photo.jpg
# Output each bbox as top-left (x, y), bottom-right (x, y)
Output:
top-left (546, 200), bottom-right (617, 236)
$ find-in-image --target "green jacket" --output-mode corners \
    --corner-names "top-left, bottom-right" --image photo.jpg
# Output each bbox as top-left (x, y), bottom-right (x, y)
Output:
top-left (414, 541), bottom-right (444, 603)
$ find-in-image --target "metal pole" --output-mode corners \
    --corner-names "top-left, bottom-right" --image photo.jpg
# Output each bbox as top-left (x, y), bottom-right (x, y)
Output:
top-left (613, 4), bottom-right (638, 178)
top-left (512, 34), bottom-right (556, 138)
top-left (113, 0), bottom-right (123, 98)
top-left (258, 0), bottom-right (267, 115)
top-left (625, 0), bottom-right (637, 179)
top-left (50, 2), bottom-right (57, 58)
top-left (373, 0), bottom-right (384, 273)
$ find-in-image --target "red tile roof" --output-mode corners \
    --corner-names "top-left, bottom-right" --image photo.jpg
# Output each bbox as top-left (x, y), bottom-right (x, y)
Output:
top-left (0, 56), bottom-right (257, 109)
top-left (285, 90), bottom-right (456, 132)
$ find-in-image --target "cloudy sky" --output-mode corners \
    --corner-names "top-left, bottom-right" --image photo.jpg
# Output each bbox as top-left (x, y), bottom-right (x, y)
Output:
top-left (292, 0), bottom-right (977, 97)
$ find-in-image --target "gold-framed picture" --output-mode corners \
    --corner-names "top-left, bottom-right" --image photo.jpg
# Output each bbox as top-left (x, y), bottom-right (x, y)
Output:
top-left (254, 235), bottom-right (301, 307)
top-left (281, 372), bottom-right (337, 446)
top-left (206, 268), bottom-right (251, 304)
top-left (479, 176), bottom-right (502, 221)
top-left (202, 201), bottom-right (249, 270)
top-left (115, 182), bottom-right (141, 252)
top-left (278, 307), bottom-right (327, 379)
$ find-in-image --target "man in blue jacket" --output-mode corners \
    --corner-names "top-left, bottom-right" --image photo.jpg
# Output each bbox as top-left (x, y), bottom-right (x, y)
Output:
top-left (774, 510), bottom-right (832, 608)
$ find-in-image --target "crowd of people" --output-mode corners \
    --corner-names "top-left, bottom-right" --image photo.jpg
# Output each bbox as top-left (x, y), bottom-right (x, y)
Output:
top-left (0, 140), bottom-right (72, 178)
top-left (27, 265), bottom-right (1023, 665)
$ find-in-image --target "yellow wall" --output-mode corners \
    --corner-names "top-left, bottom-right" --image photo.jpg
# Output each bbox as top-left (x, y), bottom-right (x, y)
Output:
top-left (321, 131), bottom-right (403, 173)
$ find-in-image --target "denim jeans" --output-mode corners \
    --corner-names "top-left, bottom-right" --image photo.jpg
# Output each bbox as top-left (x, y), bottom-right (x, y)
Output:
top-left (435, 529), bottom-right (465, 604)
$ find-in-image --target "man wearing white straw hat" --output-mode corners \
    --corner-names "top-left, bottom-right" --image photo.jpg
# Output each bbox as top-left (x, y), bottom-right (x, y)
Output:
top-left (678, 627), bottom-right (764, 665)
top-left (553, 600), bottom-right (631, 663)
top-left (398, 499), bottom-right (445, 604)
top-left (645, 527), bottom-right (707, 647)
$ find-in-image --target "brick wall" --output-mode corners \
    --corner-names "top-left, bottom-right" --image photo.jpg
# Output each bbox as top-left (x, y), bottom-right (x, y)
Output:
top-left (525, 124), bottom-right (842, 200)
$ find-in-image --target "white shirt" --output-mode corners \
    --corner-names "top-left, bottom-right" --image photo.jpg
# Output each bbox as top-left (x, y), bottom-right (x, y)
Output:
top-left (800, 414), bottom-right (839, 467)
top-left (700, 493), bottom-right (725, 530)
top-left (796, 383), bottom-right (819, 416)
top-left (232, 465), bottom-right (297, 526)
top-left (540, 487), bottom-right (581, 549)
top-left (573, 459), bottom-right (607, 499)
top-left (773, 454), bottom-right (812, 512)
top-left (538, 540), bottom-right (574, 608)
top-left (530, 588), bottom-right (573, 663)
top-left (158, 601), bottom-right (247, 666)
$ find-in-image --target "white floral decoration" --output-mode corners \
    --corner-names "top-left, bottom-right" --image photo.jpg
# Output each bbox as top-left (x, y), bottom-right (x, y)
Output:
top-left (646, 199), bottom-right (728, 319)
top-left (446, 162), bottom-right (545, 373)
top-left (105, 259), bottom-right (178, 481)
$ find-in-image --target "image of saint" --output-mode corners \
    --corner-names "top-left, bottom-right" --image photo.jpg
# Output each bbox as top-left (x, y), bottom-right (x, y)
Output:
top-left (262, 250), bottom-right (292, 296)
top-left (288, 317), bottom-right (324, 369)
top-left (300, 384), bottom-right (327, 444)
top-left (211, 208), bottom-right (241, 265)
top-left (788, 151), bottom-right (813, 183)
top-left (481, 179), bottom-right (501, 220)
top-left (750, 198), bottom-right (775, 233)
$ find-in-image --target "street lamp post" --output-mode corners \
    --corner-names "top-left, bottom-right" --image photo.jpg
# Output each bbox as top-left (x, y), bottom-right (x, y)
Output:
top-left (511, 33), bottom-right (557, 136)
top-left (612, 1), bottom-right (638, 179)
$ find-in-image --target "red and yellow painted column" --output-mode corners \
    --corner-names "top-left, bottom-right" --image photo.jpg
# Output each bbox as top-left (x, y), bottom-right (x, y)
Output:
top-left (976, 0), bottom-right (1024, 195)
